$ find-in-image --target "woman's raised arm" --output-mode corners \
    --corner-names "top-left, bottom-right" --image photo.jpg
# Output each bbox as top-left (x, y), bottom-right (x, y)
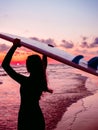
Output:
top-left (2, 39), bottom-right (25, 84)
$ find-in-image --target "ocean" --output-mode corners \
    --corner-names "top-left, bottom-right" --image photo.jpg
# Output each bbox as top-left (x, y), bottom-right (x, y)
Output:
top-left (0, 63), bottom-right (98, 130)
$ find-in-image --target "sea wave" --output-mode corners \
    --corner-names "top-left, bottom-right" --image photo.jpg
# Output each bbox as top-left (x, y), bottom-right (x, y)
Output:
top-left (0, 64), bottom-right (97, 130)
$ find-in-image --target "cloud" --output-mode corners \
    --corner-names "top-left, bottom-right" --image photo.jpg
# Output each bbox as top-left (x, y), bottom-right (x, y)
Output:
top-left (74, 48), bottom-right (98, 56)
top-left (0, 43), bottom-right (9, 51)
top-left (41, 38), bottom-right (56, 46)
top-left (30, 37), bottom-right (56, 46)
top-left (74, 48), bottom-right (88, 54)
top-left (80, 37), bottom-right (98, 48)
top-left (80, 41), bottom-right (89, 48)
top-left (90, 37), bottom-right (98, 47)
top-left (60, 40), bottom-right (74, 48)
top-left (30, 37), bottom-right (40, 41)
top-left (30, 37), bottom-right (74, 49)
top-left (81, 36), bottom-right (88, 41)
top-left (30, 36), bottom-right (98, 50)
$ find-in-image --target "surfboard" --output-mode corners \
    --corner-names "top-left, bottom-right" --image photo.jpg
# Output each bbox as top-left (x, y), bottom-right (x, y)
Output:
top-left (0, 32), bottom-right (98, 76)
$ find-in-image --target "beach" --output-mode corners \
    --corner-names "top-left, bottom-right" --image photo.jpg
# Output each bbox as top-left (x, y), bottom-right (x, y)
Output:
top-left (54, 91), bottom-right (98, 130)
top-left (0, 64), bottom-right (98, 130)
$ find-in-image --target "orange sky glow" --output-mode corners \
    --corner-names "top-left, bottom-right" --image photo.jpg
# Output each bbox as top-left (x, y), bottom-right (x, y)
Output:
top-left (0, 43), bottom-right (98, 65)
top-left (0, 45), bottom-right (60, 65)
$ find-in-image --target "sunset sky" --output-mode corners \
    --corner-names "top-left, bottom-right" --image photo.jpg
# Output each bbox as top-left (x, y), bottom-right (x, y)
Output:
top-left (0, 0), bottom-right (98, 64)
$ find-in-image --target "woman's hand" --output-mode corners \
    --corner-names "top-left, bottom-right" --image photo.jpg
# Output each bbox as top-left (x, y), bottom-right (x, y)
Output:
top-left (13, 38), bottom-right (21, 48)
top-left (47, 88), bottom-right (53, 93)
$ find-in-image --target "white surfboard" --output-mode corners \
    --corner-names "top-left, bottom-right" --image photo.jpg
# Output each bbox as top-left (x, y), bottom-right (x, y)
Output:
top-left (0, 32), bottom-right (98, 76)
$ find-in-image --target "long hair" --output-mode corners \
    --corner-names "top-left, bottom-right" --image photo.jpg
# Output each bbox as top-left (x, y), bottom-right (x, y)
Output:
top-left (26, 55), bottom-right (48, 92)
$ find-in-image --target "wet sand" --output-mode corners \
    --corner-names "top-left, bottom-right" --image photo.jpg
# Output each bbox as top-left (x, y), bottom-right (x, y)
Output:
top-left (40, 77), bottom-right (92, 130)
top-left (54, 91), bottom-right (98, 130)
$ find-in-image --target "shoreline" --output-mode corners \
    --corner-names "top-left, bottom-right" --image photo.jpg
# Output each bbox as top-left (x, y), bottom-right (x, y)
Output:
top-left (54, 91), bottom-right (98, 130)
top-left (40, 75), bottom-right (93, 130)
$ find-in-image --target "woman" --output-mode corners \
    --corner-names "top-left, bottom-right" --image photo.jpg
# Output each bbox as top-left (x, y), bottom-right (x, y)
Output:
top-left (2, 39), bottom-right (53, 130)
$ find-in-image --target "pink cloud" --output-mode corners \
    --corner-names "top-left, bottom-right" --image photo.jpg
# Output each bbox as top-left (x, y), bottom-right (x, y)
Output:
top-left (60, 40), bottom-right (74, 48)
top-left (0, 43), bottom-right (9, 51)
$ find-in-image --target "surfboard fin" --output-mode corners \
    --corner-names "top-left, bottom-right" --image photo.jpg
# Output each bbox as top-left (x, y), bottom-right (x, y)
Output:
top-left (72, 55), bottom-right (84, 64)
top-left (88, 57), bottom-right (98, 70)
top-left (48, 44), bottom-right (54, 47)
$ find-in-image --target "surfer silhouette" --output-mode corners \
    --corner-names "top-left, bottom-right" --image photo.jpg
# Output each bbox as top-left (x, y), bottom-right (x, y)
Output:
top-left (2, 39), bottom-right (53, 130)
